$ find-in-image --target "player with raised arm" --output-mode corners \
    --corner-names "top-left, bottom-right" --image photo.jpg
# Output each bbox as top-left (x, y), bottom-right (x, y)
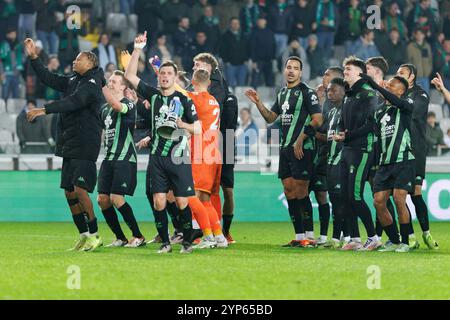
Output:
top-left (97, 71), bottom-right (146, 248)
top-left (125, 32), bottom-right (201, 254)
top-left (24, 38), bottom-right (105, 251)
top-left (246, 56), bottom-right (323, 248)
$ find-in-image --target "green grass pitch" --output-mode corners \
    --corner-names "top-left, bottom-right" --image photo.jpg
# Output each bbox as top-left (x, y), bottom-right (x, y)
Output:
top-left (0, 222), bottom-right (449, 300)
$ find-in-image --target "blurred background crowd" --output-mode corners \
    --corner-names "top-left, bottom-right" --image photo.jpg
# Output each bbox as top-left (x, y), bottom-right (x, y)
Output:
top-left (0, 0), bottom-right (449, 157)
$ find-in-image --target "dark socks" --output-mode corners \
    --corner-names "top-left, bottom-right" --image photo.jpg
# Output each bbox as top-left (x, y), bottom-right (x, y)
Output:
top-left (102, 207), bottom-right (126, 240)
top-left (375, 216), bottom-right (384, 238)
top-left (223, 215), bottom-right (234, 236)
top-left (353, 200), bottom-right (376, 237)
top-left (87, 216), bottom-right (98, 234)
top-left (301, 196), bottom-right (314, 232)
top-left (166, 201), bottom-right (181, 232)
top-left (153, 209), bottom-right (169, 244)
top-left (118, 202), bottom-right (143, 238)
top-left (72, 212), bottom-right (88, 234)
top-left (383, 223), bottom-right (400, 244)
top-left (319, 203), bottom-right (330, 236)
top-left (287, 199), bottom-right (304, 234)
top-left (411, 195), bottom-right (430, 232)
top-left (400, 223), bottom-right (410, 245)
top-left (178, 206), bottom-right (193, 246)
top-left (406, 203), bottom-right (415, 235)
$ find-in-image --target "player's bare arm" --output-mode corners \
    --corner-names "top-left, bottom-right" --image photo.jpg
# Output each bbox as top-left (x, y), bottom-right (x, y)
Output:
top-left (432, 73), bottom-right (450, 104)
top-left (177, 119), bottom-right (201, 136)
top-left (124, 31), bottom-right (147, 89)
top-left (245, 89), bottom-right (278, 123)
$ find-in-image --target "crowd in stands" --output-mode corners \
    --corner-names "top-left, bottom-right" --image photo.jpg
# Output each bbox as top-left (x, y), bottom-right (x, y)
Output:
top-left (0, 0), bottom-right (450, 156)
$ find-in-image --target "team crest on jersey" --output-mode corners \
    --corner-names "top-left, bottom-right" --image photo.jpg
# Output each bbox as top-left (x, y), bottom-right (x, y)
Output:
top-left (104, 115), bottom-right (112, 129)
top-left (380, 113), bottom-right (391, 126)
top-left (294, 90), bottom-right (300, 96)
top-left (281, 101), bottom-right (290, 113)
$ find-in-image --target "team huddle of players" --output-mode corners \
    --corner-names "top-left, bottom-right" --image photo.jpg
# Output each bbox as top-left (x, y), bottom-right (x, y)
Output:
top-left (246, 55), bottom-right (440, 253)
top-left (24, 30), bottom-right (440, 254)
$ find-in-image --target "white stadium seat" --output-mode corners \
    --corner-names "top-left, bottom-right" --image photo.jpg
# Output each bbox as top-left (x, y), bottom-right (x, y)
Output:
top-left (106, 13), bottom-right (127, 33)
top-left (430, 89), bottom-right (444, 105)
top-left (0, 113), bottom-right (16, 133)
top-left (440, 119), bottom-right (450, 135)
top-left (429, 103), bottom-right (443, 121)
top-left (0, 99), bottom-right (6, 113)
top-left (6, 98), bottom-right (27, 114)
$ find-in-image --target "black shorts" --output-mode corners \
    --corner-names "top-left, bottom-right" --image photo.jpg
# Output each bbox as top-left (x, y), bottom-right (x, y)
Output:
top-left (327, 164), bottom-right (341, 195)
top-left (147, 154), bottom-right (195, 197)
top-left (310, 173), bottom-right (327, 192)
top-left (98, 160), bottom-right (137, 196)
top-left (220, 163), bottom-right (234, 189)
top-left (278, 147), bottom-right (313, 181)
top-left (373, 160), bottom-right (415, 193)
top-left (414, 152), bottom-right (426, 186)
top-left (60, 158), bottom-right (97, 193)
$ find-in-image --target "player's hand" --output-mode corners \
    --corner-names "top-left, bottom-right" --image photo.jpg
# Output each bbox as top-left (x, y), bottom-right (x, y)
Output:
top-left (143, 99), bottom-right (150, 110)
top-left (176, 118), bottom-right (187, 129)
top-left (245, 89), bottom-right (261, 105)
top-left (136, 136), bottom-right (151, 150)
top-left (27, 108), bottom-right (46, 122)
top-left (431, 73), bottom-right (445, 93)
top-left (293, 137), bottom-right (304, 160)
top-left (120, 50), bottom-right (132, 70)
top-left (134, 31), bottom-right (147, 50)
top-left (24, 38), bottom-right (38, 59)
top-left (124, 88), bottom-right (138, 104)
top-left (333, 131), bottom-right (346, 142)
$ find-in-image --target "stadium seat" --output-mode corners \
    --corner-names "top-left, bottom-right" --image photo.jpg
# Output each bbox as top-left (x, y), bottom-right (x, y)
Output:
top-left (0, 113), bottom-right (16, 133)
top-left (78, 37), bottom-right (93, 52)
top-left (106, 13), bottom-right (127, 33)
top-left (0, 99), bottom-right (6, 113)
top-left (234, 86), bottom-right (253, 103)
top-left (128, 14), bottom-right (138, 31)
top-left (252, 114), bottom-right (267, 130)
top-left (6, 98), bottom-right (26, 114)
top-left (0, 129), bottom-right (14, 153)
top-left (430, 89), bottom-right (444, 105)
top-left (257, 86), bottom-right (276, 104)
top-left (429, 103), bottom-right (444, 121)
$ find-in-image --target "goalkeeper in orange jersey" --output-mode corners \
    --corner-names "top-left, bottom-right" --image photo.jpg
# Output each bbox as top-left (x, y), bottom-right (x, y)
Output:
top-left (175, 68), bottom-right (228, 249)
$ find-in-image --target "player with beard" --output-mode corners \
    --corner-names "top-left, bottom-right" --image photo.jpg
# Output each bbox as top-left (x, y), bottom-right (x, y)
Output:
top-left (246, 57), bottom-right (323, 247)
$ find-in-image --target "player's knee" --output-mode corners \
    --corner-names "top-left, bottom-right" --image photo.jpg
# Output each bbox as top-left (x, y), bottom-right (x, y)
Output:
top-left (97, 194), bottom-right (110, 209)
top-left (393, 193), bottom-right (406, 207)
top-left (110, 194), bottom-right (125, 208)
top-left (316, 192), bottom-right (327, 205)
top-left (153, 196), bottom-right (166, 211)
top-left (175, 197), bottom-right (188, 210)
top-left (65, 190), bottom-right (76, 199)
top-left (74, 186), bottom-right (88, 199)
top-left (373, 195), bottom-right (386, 210)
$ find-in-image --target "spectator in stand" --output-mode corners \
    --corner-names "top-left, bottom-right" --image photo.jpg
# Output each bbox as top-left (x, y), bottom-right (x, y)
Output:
top-left (104, 62), bottom-right (116, 82)
top-left (148, 33), bottom-right (173, 66)
top-left (291, 0), bottom-right (315, 50)
top-left (425, 111), bottom-right (446, 156)
top-left (407, 28), bottom-right (433, 93)
top-left (44, 55), bottom-right (62, 101)
top-left (407, 0), bottom-right (438, 41)
top-left (306, 33), bottom-right (326, 80)
top-left (161, 0), bottom-right (191, 36)
top-left (435, 38), bottom-right (450, 90)
top-left (134, 0), bottom-right (161, 45)
top-left (383, 1), bottom-right (407, 40)
top-left (192, 31), bottom-right (212, 56)
top-left (196, 5), bottom-right (221, 54)
top-left (250, 17), bottom-right (276, 88)
top-left (236, 107), bottom-right (259, 157)
top-left (240, 0), bottom-right (262, 37)
top-left (191, 0), bottom-right (210, 26)
top-left (267, 0), bottom-right (293, 61)
top-left (17, 0), bottom-right (37, 41)
top-left (16, 99), bottom-right (54, 154)
top-left (379, 28), bottom-right (406, 75)
top-left (0, 29), bottom-right (24, 101)
top-left (281, 39), bottom-right (310, 81)
top-left (344, 0), bottom-right (364, 56)
top-left (220, 17), bottom-right (249, 88)
top-left (173, 16), bottom-right (195, 72)
top-left (120, 0), bottom-right (135, 15)
top-left (35, 0), bottom-right (59, 55)
top-left (315, 0), bottom-right (339, 59)
top-left (93, 33), bottom-right (117, 71)
top-left (0, 0), bottom-right (18, 42)
top-left (351, 29), bottom-right (381, 62)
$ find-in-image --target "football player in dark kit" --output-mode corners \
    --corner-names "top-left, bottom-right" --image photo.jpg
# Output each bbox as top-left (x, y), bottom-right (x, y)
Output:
top-left (396, 64), bottom-right (439, 250)
top-left (246, 56), bottom-right (323, 248)
top-left (125, 32), bottom-right (201, 254)
top-left (24, 38), bottom-right (105, 252)
top-left (97, 71), bottom-right (146, 248)
top-left (361, 73), bottom-right (416, 252)
top-left (335, 56), bottom-right (381, 251)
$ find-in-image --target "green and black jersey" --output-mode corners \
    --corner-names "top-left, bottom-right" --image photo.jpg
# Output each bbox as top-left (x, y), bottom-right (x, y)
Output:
top-left (100, 97), bottom-right (137, 162)
top-left (271, 82), bottom-right (321, 150)
top-left (326, 104), bottom-right (343, 166)
top-left (137, 80), bottom-right (198, 157)
top-left (367, 78), bottom-right (415, 165)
